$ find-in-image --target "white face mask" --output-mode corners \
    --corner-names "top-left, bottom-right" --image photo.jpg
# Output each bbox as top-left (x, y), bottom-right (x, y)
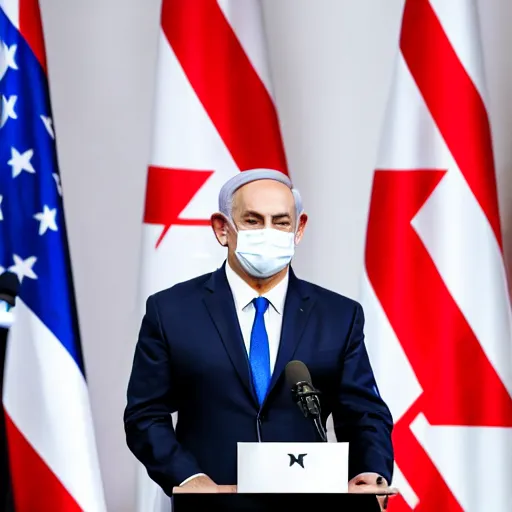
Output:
top-left (234, 227), bottom-right (296, 279)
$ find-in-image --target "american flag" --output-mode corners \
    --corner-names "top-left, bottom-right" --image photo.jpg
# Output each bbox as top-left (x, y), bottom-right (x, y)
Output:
top-left (0, 1), bottom-right (106, 510)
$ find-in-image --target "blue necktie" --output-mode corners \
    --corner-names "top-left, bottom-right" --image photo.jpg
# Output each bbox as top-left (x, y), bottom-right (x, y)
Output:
top-left (249, 297), bottom-right (271, 406)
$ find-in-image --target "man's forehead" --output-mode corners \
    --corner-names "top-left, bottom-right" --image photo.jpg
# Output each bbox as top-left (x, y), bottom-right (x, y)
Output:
top-left (218, 168), bottom-right (302, 219)
top-left (234, 179), bottom-right (294, 204)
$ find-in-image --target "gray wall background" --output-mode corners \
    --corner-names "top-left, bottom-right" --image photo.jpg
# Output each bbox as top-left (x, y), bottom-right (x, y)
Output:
top-left (38, 1), bottom-right (512, 510)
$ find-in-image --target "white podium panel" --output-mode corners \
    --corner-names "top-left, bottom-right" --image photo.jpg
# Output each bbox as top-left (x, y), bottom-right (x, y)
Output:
top-left (237, 442), bottom-right (349, 493)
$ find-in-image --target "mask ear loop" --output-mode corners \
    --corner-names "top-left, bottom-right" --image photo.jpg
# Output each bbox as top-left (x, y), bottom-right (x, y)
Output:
top-left (217, 212), bottom-right (237, 235)
top-left (226, 215), bottom-right (239, 236)
top-left (293, 210), bottom-right (305, 245)
top-left (213, 212), bottom-right (237, 247)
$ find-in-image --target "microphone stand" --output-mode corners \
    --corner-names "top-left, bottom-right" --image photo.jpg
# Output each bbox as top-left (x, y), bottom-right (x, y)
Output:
top-left (0, 325), bottom-right (14, 512)
top-left (313, 417), bottom-right (328, 443)
top-left (293, 381), bottom-right (328, 442)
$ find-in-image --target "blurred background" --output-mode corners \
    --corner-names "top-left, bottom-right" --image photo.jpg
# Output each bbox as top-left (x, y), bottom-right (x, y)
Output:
top-left (3, 0), bottom-right (511, 510)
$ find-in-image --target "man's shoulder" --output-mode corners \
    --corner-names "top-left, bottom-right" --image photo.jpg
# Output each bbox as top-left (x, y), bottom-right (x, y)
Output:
top-left (298, 276), bottom-right (361, 312)
top-left (149, 270), bottom-right (215, 304)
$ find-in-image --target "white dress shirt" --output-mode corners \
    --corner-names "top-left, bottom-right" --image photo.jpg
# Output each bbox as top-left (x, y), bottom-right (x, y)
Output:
top-left (225, 259), bottom-right (288, 372)
top-left (180, 262), bottom-right (289, 486)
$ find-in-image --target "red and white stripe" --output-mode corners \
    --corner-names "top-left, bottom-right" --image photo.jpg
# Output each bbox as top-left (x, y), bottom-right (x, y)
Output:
top-left (361, 1), bottom-right (512, 511)
top-left (4, 301), bottom-right (107, 512)
top-left (137, 1), bottom-right (288, 510)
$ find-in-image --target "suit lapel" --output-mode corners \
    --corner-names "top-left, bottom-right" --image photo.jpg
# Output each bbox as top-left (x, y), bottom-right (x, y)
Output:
top-left (202, 265), bottom-right (258, 405)
top-left (265, 270), bottom-right (315, 402)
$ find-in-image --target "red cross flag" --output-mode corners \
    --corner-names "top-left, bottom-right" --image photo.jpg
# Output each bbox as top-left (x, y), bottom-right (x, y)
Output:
top-left (136, 1), bottom-right (288, 510)
top-left (361, 1), bottom-right (512, 511)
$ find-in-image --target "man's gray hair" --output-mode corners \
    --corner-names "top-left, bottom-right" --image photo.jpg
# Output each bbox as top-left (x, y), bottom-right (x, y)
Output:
top-left (218, 168), bottom-right (304, 222)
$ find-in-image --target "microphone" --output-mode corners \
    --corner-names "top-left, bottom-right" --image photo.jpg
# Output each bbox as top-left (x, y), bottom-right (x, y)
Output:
top-left (285, 360), bottom-right (327, 442)
top-left (0, 271), bottom-right (20, 304)
top-left (0, 272), bottom-right (19, 329)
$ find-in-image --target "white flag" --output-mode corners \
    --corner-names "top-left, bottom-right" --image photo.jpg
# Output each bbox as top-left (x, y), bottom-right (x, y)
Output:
top-left (136, 1), bottom-right (289, 510)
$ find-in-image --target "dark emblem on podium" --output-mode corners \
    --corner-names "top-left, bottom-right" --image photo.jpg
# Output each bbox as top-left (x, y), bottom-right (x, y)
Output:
top-left (288, 453), bottom-right (307, 468)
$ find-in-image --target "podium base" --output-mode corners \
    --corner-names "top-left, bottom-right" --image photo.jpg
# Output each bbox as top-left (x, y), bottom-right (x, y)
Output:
top-left (172, 492), bottom-right (381, 511)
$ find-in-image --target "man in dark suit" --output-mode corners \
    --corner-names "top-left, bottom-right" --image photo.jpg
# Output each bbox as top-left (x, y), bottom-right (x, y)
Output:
top-left (124, 169), bottom-right (394, 503)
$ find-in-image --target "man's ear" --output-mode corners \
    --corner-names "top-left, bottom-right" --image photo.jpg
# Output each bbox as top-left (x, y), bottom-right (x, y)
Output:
top-left (294, 212), bottom-right (308, 245)
top-left (211, 213), bottom-right (230, 246)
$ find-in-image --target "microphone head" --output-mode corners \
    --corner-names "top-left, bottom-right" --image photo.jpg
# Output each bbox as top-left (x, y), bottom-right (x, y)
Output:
top-left (0, 271), bottom-right (20, 306)
top-left (285, 360), bottom-right (312, 388)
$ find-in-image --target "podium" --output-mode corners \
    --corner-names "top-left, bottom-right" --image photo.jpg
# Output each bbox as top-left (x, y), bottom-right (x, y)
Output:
top-left (172, 493), bottom-right (381, 511)
top-left (172, 442), bottom-right (383, 511)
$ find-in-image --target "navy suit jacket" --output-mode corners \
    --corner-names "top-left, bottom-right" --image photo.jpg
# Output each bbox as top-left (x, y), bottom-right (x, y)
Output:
top-left (124, 265), bottom-right (393, 496)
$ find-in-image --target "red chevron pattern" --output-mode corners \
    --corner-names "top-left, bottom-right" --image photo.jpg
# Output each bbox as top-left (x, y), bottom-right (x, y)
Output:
top-left (362, 1), bottom-right (512, 511)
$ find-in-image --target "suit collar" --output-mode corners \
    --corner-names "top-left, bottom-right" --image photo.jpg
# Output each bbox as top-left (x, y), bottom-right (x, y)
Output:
top-left (224, 260), bottom-right (289, 315)
top-left (203, 264), bottom-right (257, 403)
top-left (204, 262), bottom-right (310, 301)
top-left (264, 270), bottom-right (315, 405)
top-left (203, 262), bottom-right (315, 409)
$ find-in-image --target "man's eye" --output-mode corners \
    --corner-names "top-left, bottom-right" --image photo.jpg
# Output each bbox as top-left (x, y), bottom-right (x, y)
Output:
top-left (246, 219), bottom-right (258, 224)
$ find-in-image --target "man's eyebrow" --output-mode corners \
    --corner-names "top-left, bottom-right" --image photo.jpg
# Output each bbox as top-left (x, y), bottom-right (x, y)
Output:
top-left (241, 211), bottom-right (291, 219)
top-left (242, 210), bottom-right (264, 218)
